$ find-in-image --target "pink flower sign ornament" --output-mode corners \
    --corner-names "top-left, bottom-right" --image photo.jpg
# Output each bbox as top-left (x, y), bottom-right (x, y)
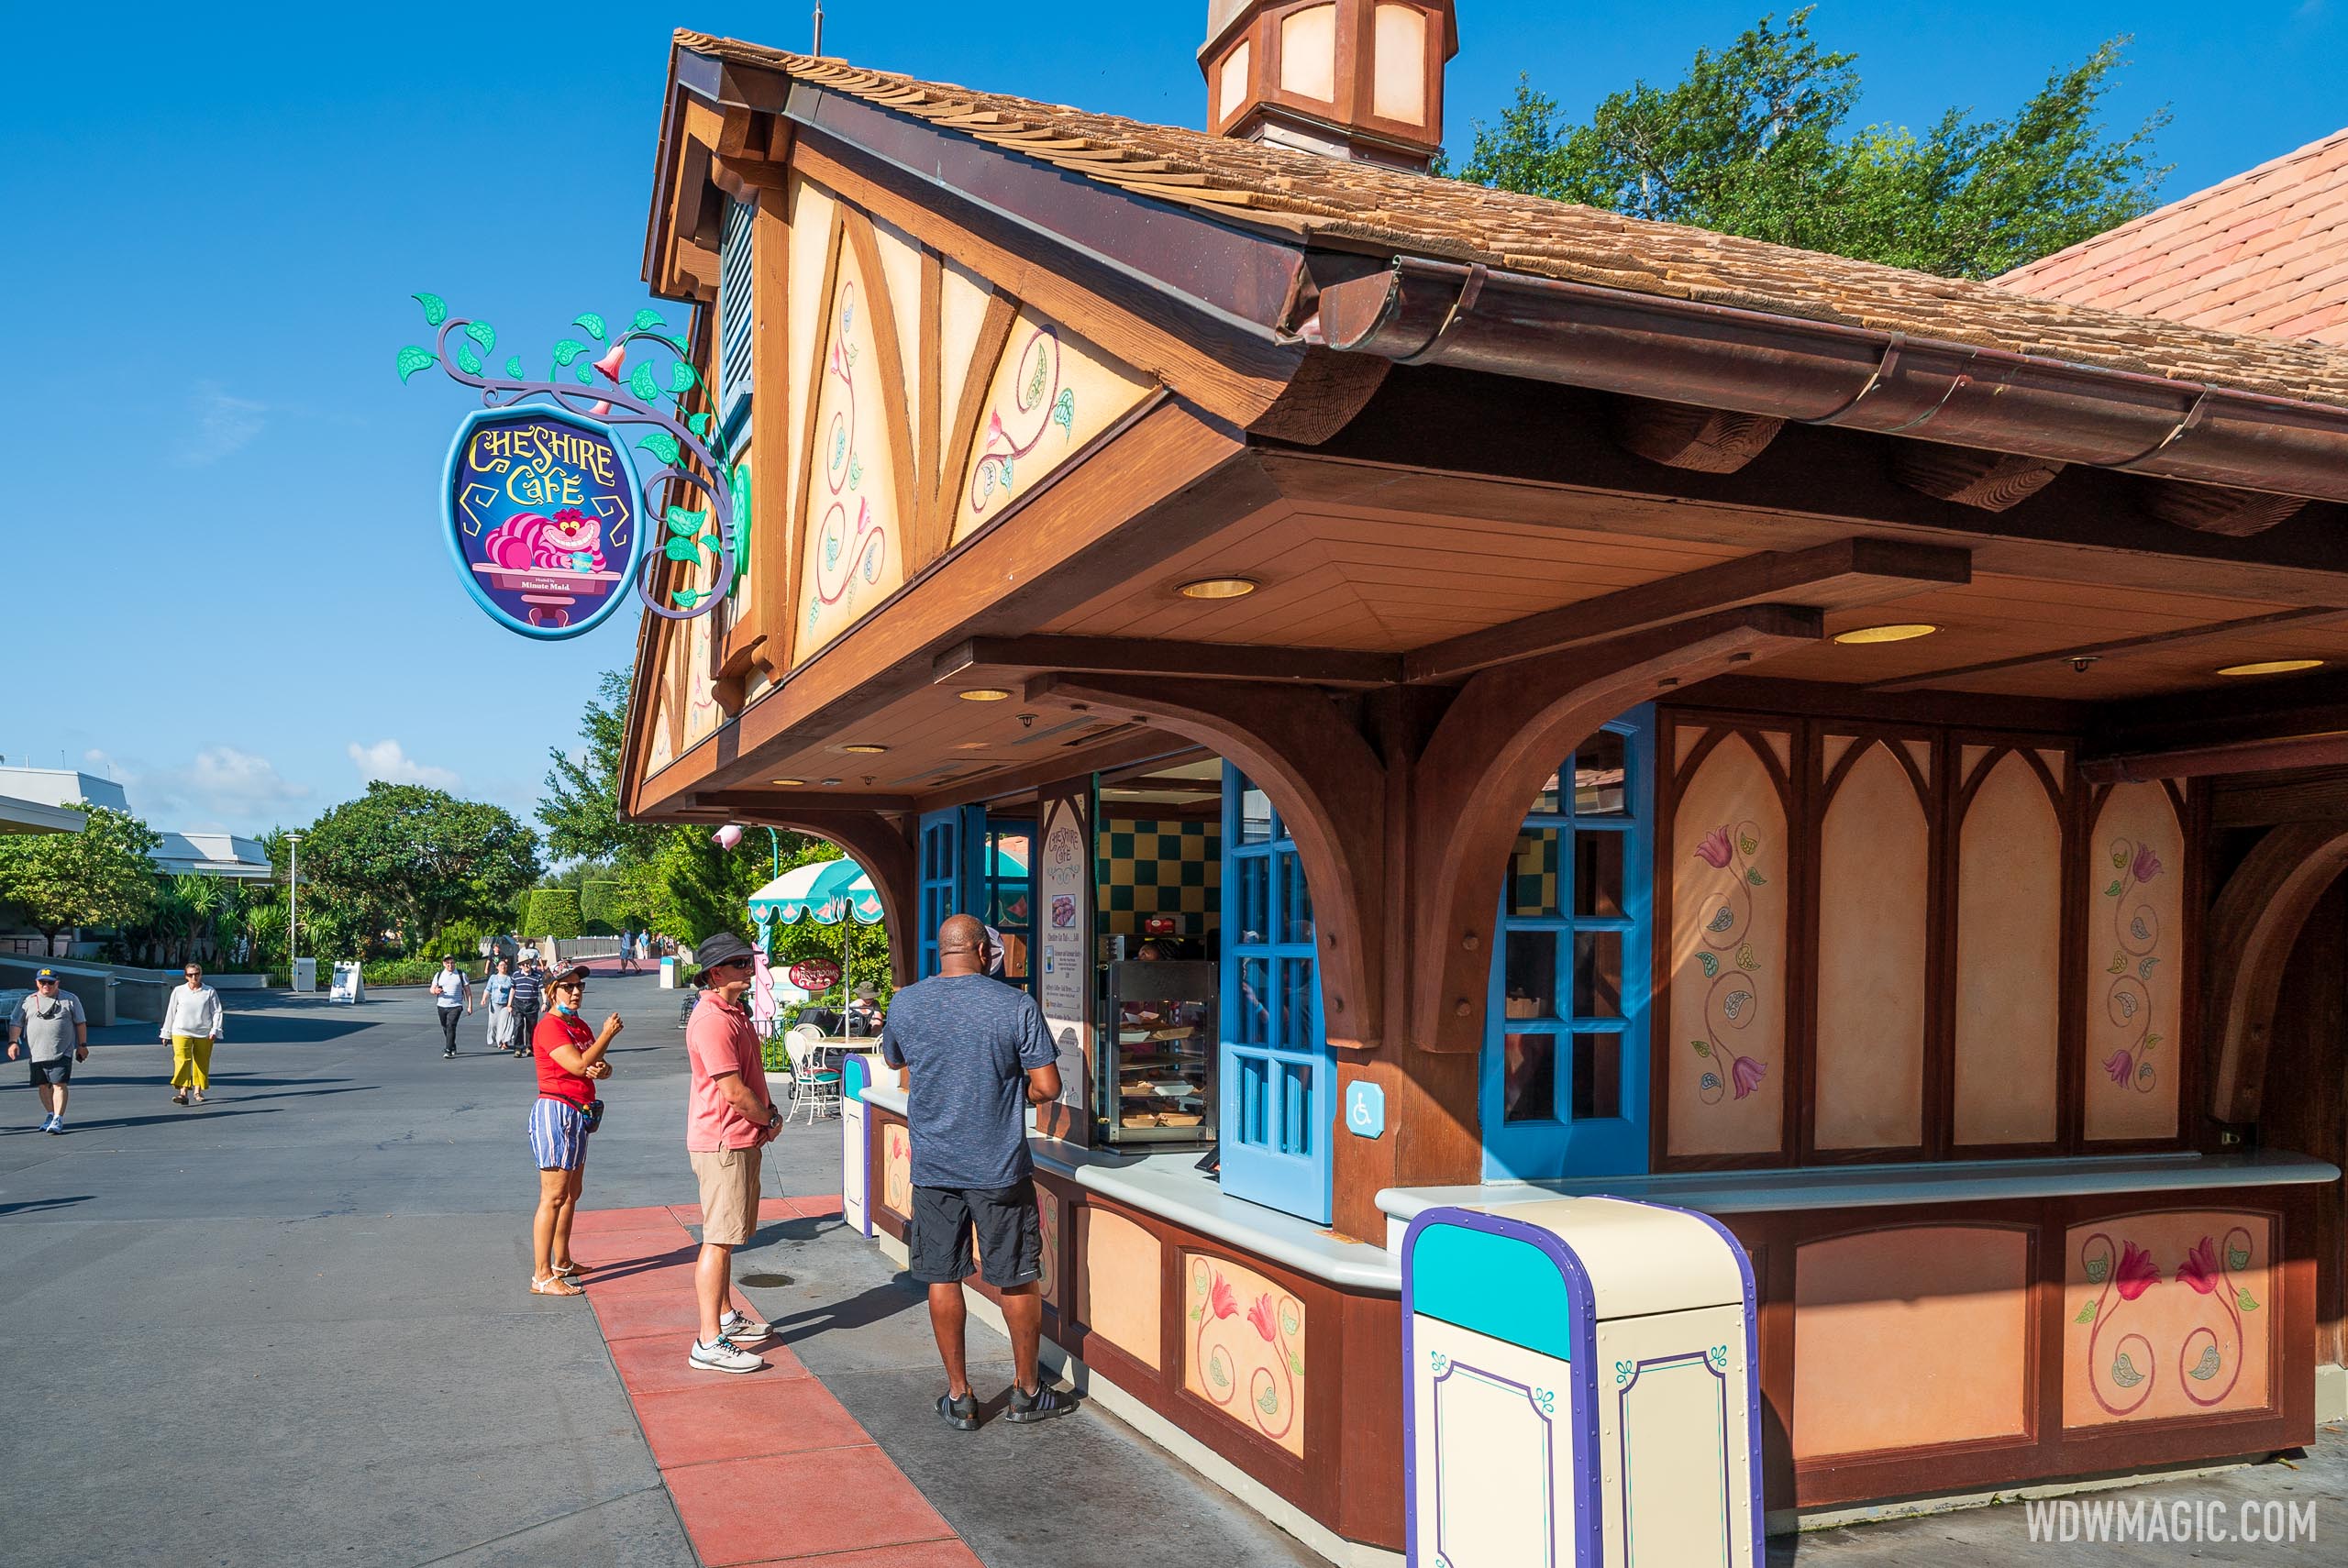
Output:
top-left (2176, 1235), bottom-right (2222, 1296)
top-left (1694, 825), bottom-right (1734, 868)
top-left (2113, 1241), bottom-right (2161, 1302)
top-left (2132, 843), bottom-right (2164, 884)
top-left (1246, 1293), bottom-right (1279, 1343)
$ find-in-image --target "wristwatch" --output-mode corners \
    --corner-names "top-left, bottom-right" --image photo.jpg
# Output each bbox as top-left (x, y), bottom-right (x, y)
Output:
top-left (765, 1107), bottom-right (782, 1132)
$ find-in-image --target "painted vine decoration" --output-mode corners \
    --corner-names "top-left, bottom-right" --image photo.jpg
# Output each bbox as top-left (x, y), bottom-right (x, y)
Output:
top-left (967, 326), bottom-right (1078, 515)
top-left (2077, 1228), bottom-right (2261, 1417)
top-left (2098, 834), bottom-right (2165, 1096)
top-left (1688, 820), bottom-right (1770, 1104)
top-left (1189, 1258), bottom-right (1303, 1443)
top-left (396, 292), bottom-right (738, 620)
top-left (810, 281), bottom-right (888, 632)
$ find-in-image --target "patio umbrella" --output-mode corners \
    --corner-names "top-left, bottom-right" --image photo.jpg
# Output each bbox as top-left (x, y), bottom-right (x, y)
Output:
top-left (748, 857), bottom-right (884, 925)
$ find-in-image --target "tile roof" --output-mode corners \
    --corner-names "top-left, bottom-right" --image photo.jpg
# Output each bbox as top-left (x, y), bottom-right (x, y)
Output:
top-left (1999, 127), bottom-right (2348, 349)
top-left (677, 32), bottom-right (2348, 411)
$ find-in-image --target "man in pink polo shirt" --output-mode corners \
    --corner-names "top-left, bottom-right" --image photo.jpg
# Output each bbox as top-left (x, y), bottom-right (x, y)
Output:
top-left (682, 933), bottom-right (784, 1374)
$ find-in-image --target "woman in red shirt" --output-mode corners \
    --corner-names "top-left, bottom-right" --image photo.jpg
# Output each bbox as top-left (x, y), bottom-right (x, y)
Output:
top-left (526, 965), bottom-right (622, 1295)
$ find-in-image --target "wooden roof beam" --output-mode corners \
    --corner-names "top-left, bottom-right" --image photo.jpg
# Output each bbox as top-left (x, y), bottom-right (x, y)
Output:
top-left (698, 790), bottom-right (914, 815)
top-left (1403, 536), bottom-right (1970, 685)
top-left (2145, 482), bottom-right (2309, 537)
top-left (934, 635), bottom-right (1400, 689)
top-left (1613, 395), bottom-right (1784, 474)
top-left (1892, 445), bottom-right (2066, 513)
top-left (1869, 605), bottom-right (2347, 694)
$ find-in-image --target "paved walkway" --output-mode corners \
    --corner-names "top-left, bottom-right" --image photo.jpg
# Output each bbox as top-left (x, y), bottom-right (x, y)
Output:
top-left (1, 977), bottom-right (2339, 1566)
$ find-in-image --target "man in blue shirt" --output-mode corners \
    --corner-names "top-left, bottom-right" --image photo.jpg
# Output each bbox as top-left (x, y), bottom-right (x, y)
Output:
top-left (508, 960), bottom-right (546, 1059)
top-left (880, 912), bottom-right (1065, 1430)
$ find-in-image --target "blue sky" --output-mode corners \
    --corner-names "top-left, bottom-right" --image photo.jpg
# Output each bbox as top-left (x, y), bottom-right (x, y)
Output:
top-left (4, 2), bottom-right (2341, 841)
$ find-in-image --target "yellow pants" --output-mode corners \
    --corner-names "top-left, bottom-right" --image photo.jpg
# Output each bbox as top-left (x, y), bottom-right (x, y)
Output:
top-left (170, 1035), bottom-right (216, 1090)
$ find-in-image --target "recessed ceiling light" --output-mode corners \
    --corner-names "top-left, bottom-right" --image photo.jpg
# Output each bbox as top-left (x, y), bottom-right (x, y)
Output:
top-left (2217, 657), bottom-right (2324, 677)
top-left (1178, 577), bottom-right (1257, 601)
top-left (1833, 623), bottom-right (1940, 645)
top-left (840, 744), bottom-right (889, 755)
top-left (770, 778), bottom-right (806, 787)
top-left (958, 688), bottom-right (1013, 701)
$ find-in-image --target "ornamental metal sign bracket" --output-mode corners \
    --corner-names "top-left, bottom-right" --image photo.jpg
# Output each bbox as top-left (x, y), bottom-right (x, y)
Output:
top-left (397, 293), bottom-right (738, 637)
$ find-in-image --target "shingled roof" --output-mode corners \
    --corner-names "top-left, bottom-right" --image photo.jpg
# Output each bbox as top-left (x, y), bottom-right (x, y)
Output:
top-left (1999, 127), bottom-right (2348, 348)
top-left (679, 31), bottom-right (2348, 411)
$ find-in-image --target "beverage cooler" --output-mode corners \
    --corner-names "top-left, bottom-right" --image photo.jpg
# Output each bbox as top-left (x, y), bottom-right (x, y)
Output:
top-left (1098, 958), bottom-right (1217, 1148)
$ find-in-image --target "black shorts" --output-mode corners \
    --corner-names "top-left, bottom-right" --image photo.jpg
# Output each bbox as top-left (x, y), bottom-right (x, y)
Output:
top-left (909, 1178), bottom-right (1042, 1288)
top-left (27, 1057), bottom-right (71, 1087)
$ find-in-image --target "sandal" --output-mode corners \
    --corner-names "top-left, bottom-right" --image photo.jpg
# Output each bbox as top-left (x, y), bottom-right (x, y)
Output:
top-left (171, 1091), bottom-right (188, 1106)
top-left (528, 1275), bottom-right (584, 1296)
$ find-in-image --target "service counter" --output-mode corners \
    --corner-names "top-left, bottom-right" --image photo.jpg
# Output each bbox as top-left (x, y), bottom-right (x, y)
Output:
top-left (851, 1083), bottom-right (2338, 1553)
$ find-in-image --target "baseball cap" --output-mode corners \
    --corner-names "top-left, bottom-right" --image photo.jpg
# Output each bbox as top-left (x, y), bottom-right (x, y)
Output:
top-left (35, 968), bottom-right (59, 981)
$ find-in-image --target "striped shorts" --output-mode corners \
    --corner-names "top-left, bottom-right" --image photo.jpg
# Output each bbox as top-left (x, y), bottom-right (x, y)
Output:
top-left (527, 1096), bottom-right (591, 1171)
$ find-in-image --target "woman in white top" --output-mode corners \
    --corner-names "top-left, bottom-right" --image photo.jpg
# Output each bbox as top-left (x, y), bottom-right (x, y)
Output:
top-left (161, 964), bottom-right (226, 1106)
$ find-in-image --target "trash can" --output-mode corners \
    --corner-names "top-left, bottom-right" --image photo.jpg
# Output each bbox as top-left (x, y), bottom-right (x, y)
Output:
top-left (291, 957), bottom-right (317, 994)
top-left (658, 956), bottom-right (677, 989)
top-left (1401, 1198), bottom-right (1760, 1567)
top-left (840, 1054), bottom-right (873, 1238)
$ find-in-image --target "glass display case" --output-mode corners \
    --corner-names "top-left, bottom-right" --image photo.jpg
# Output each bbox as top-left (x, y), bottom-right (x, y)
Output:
top-left (1099, 958), bottom-right (1217, 1147)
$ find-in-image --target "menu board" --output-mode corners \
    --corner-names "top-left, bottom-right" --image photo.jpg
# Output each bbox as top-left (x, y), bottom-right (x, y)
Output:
top-left (1036, 780), bottom-right (1094, 1132)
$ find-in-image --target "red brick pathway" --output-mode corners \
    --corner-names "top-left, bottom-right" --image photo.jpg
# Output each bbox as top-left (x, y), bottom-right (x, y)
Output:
top-left (570, 1198), bottom-right (981, 1568)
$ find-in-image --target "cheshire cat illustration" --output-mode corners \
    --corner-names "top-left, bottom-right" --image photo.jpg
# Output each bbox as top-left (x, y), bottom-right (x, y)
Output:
top-left (482, 507), bottom-right (607, 573)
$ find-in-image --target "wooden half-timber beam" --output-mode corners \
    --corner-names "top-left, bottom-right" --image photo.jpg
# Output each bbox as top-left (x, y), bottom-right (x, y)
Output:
top-left (722, 806), bottom-right (921, 987)
top-left (2083, 732), bottom-right (2348, 786)
top-left (698, 791), bottom-right (915, 815)
top-left (1404, 536), bottom-right (1970, 684)
top-left (936, 635), bottom-right (1400, 689)
top-left (2203, 823), bottom-right (2348, 1123)
top-left (1892, 445), bottom-right (2066, 512)
top-left (1870, 605), bottom-right (2348, 695)
top-left (1612, 396), bottom-right (1784, 474)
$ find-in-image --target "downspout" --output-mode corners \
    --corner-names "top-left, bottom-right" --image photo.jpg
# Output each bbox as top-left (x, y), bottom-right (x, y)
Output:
top-left (1311, 257), bottom-right (2348, 504)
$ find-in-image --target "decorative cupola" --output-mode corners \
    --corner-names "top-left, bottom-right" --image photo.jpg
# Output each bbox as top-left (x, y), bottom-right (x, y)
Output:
top-left (1201, 1), bottom-right (1457, 171)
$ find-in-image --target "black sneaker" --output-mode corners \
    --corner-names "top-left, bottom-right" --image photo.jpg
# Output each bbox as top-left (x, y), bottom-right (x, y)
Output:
top-left (936, 1390), bottom-right (980, 1430)
top-left (1005, 1382), bottom-right (1070, 1423)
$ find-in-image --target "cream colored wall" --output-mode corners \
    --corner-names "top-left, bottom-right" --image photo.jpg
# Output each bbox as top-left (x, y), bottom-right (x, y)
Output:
top-left (1954, 749), bottom-right (2066, 1146)
top-left (1813, 741), bottom-right (1928, 1150)
top-left (1793, 1224), bottom-right (2032, 1459)
top-left (1079, 1207), bottom-right (1163, 1369)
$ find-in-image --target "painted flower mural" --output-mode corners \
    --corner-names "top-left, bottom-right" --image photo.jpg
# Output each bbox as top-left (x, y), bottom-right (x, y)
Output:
top-left (1185, 1255), bottom-right (1304, 1456)
top-left (2075, 1226), bottom-right (2261, 1419)
top-left (2097, 832), bottom-right (2167, 1098)
top-left (1688, 819), bottom-right (1771, 1105)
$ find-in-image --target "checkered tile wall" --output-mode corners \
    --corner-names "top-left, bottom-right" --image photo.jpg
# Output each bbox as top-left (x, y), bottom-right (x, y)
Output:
top-left (1096, 819), bottom-right (1221, 935)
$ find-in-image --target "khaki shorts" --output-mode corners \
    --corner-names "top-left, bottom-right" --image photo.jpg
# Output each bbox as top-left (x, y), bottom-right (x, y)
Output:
top-left (689, 1145), bottom-right (763, 1246)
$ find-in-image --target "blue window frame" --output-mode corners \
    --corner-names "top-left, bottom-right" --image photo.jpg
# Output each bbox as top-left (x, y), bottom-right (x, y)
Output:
top-left (985, 819), bottom-right (1036, 994)
top-left (1482, 707), bottom-right (1655, 1180)
top-left (916, 806), bottom-right (985, 977)
top-left (1219, 765), bottom-right (1333, 1224)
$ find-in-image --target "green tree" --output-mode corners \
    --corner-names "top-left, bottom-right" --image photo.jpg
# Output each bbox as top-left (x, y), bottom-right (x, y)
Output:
top-left (524, 887), bottom-right (583, 940)
top-left (0, 804), bottom-right (162, 954)
top-left (540, 668), bottom-right (667, 866)
top-left (1452, 9), bottom-right (2168, 279)
top-left (298, 782), bottom-right (542, 955)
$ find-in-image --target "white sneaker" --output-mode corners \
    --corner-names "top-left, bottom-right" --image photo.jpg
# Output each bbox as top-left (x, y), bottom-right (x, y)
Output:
top-left (718, 1309), bottom-right (773, 1343)
top-left (689, 1336), bottom-right (764, 1375)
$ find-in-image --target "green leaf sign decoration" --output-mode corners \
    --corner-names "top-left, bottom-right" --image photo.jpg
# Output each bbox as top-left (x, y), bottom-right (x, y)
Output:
top-left (395, 291), bottom-right (737, 623)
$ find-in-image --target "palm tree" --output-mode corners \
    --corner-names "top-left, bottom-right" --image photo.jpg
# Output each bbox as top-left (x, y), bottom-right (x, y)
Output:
top-left (172, 875), bottom-right (224, 966)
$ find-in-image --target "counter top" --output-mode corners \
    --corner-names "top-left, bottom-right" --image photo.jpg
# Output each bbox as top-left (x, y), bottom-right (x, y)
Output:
top-left (1376, 1149), bottom-right (2341, 1224)
top-left (859, 1084), bottom-right (1401, 1294)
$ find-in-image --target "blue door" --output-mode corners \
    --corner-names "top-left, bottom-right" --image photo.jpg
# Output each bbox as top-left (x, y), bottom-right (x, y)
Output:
top-left (1219, 766), bottom-right (1333, 1224)
top-left (916, 806), bottom-right (986, 977)
top-left (1482, 708), bottom-right (1656, 1180)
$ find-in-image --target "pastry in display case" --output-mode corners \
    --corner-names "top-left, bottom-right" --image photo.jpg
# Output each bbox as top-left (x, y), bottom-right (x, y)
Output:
top-left (1099, 958), bottom-right (1216, 1147)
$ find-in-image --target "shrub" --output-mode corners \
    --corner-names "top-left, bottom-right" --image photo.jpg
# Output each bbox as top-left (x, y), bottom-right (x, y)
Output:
top-left (523, 888), bottom-right (582, 940)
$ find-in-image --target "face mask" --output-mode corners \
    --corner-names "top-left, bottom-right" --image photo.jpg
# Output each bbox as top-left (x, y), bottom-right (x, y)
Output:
top-left (553, 1000), bottom-right (579, 1017)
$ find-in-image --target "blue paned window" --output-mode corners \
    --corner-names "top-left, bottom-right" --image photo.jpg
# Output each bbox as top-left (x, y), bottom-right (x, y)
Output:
top-left (1482, 707), bottom-right (1655, 1180)
top-left (1219, 766), bottom-right (1333, 1224)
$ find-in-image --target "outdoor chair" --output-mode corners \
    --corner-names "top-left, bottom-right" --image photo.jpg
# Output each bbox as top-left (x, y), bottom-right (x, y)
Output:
top-left (784, 1025), bottom-right (844, 1122)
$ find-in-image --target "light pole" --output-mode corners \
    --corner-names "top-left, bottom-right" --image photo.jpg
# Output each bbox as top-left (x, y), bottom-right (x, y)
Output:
top-left (285, 833), bottom-right (304, 980)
